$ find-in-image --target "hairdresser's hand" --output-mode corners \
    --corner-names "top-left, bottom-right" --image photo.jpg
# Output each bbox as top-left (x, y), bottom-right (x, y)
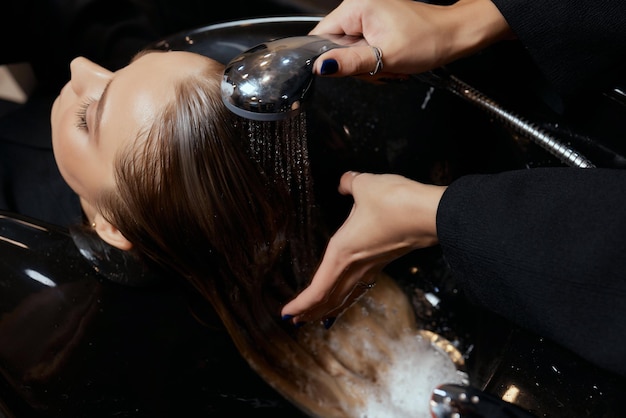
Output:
top-left (310, 0), bottom-right (512, 77)
top-left (281, 171), bottom-right (446, 325)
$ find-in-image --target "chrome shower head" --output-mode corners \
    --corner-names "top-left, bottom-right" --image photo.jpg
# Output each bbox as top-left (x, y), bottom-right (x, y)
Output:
top-left (221, 35), bottom-right (354, 121)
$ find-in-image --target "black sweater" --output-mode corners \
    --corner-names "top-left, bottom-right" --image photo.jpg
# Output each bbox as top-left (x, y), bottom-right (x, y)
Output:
top-left (437, 0), bottom-right (626, 376)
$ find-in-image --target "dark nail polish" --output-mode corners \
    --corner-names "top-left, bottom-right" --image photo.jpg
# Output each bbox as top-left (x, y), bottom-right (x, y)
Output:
top-left (294, 321), bottom-right (306, 328)
top-left (281, 314), bottom-right (294, 321)
top-left (320, 59), bottom-right (338, 75)
top-left (322, 317), bottom-right (336, 329)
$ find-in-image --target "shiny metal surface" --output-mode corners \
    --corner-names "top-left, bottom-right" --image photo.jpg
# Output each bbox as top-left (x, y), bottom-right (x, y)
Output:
top-left (430, 384), bottom-right (538, 418)
top-left (221, 35), bottom-right (347, 121)
top-left (416, 70), bottom-right (597, 168)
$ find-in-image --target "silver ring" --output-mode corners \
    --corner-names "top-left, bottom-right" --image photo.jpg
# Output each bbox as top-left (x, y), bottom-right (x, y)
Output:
top-left (369, 46), bottom-right (383, 76)
top-left (357, 280), bottom-right (377, 290)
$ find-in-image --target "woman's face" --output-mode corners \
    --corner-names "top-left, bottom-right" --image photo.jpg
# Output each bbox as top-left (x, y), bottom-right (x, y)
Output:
top-left (50, 50), bottom-right (214, 212)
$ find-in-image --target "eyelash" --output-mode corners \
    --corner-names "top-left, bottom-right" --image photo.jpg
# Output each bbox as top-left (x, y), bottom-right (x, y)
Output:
top-left (75, 98), bottom-right (95, 130)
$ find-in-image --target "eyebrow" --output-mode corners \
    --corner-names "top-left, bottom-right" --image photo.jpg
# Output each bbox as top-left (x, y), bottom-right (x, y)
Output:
top-left (93, 79), bottom-right (112, 144)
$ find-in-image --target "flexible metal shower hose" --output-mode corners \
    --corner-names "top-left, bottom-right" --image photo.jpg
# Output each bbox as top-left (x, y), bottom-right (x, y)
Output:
top-left (416, 71), bottom-right (596, 168)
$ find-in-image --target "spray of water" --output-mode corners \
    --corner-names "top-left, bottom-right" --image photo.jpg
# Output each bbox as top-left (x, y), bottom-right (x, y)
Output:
top-left (240, 112), bottom-right (468, 418)
top-left (243, 112), bottom-right (318, 276)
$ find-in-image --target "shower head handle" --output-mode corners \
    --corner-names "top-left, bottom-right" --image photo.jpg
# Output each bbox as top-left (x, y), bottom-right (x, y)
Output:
top-left (221, 34), bottom-right (360, 121)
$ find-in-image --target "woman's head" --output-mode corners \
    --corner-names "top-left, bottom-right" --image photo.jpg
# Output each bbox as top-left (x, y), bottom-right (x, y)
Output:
top-left (50, 50), bottom-right (334, 410)
top-left (51, 52), bottom-right (209, 246)
top-left (52, 50), bottom-right (291, 284)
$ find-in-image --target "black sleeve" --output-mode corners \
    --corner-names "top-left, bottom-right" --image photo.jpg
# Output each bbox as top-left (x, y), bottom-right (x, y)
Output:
top-left (490, 0), bottom-right (626, 98)
top-left (436, 167), bottom-right (626, 376)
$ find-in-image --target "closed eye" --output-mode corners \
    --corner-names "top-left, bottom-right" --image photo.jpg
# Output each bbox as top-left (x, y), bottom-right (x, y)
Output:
top-left (76, 98), bottom-right (96, 131)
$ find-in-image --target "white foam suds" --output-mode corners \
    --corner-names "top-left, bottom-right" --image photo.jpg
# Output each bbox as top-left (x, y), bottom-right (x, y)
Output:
top-left (350, 333), bottom-right (466, 418)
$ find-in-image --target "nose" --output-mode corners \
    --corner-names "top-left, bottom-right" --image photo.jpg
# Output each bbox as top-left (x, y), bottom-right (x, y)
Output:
top-left (69, 57), bottom-right (112, 96)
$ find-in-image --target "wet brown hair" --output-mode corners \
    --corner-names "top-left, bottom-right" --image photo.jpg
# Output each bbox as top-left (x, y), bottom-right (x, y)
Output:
top-left (92, 57), bottom-right (330, 413)
top-left (92, 56), bottom-right (426, 417)
top-left (99, 62), bottom-right (291, 286)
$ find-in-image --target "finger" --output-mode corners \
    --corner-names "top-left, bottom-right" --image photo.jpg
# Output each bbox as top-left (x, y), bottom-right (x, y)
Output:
top-left (296, 269), bottom-right (363, 322)
top-left (280, 174), bottom-right (362, 322)
top-left (280, 241), bottom-right (350, 318)
top-left (308, 3), bottom-right (356, 37)
top-left (294, 263), bottom-right (379, 324)
top-left (313, 45), bottom-right (383, 77)
top-left (338, 170), bottom-right (361, 195)
top-left (323, 270), bottom-right (380, 320)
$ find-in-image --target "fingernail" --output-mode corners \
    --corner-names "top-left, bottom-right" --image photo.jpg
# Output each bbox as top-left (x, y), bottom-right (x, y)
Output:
top-left (320, 59), bottom-right (338, 75)
top-left (294, 321), bottom-right (306, 328)
top-left (281, 314), bottom-right (294, 321)
top-left (322, 317), bottom-right (336, 329)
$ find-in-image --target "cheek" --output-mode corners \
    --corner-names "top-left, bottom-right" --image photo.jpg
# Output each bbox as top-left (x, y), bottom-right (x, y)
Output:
top-left (51, 109), bottom-right (91, 197)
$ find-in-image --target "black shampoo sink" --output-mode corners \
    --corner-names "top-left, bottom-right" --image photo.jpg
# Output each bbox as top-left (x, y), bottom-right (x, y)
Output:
top-left (1, 16), bottom-right (625, 418)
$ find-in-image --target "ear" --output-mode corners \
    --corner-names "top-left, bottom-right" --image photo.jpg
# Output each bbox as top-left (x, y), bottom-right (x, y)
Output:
top-left (93, 213), bottom-right (133, 251)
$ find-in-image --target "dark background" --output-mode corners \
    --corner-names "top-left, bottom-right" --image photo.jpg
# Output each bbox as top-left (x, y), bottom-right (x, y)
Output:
top-left (0, 0), bottom-right (341, 225)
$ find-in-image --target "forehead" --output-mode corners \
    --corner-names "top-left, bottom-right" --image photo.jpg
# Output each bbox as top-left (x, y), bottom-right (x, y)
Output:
top-left (130, 50), bottom-right (213, 75)
top-left (98, 51), bottom-right (211, 153)
top-left (109, 50), bottom-right (210, 112)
